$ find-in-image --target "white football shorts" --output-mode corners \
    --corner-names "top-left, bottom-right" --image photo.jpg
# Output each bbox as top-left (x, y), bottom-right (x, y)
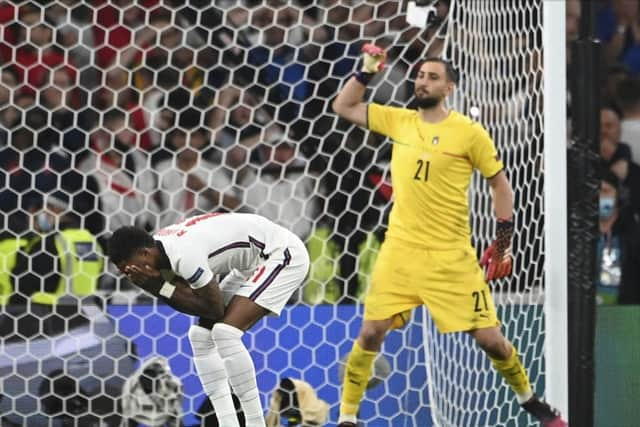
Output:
top-left (218, 236), bottom-right (309, 315)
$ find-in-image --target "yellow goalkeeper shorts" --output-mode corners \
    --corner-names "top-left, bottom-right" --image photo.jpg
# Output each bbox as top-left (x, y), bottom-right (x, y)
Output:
top-left (363, 237), bottom-right (500, 333)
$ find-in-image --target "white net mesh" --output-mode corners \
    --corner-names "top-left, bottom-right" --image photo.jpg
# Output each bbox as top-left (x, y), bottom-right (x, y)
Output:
top-left (424, 1), bottom-right (546, 426)
top-left (0, 0), bottom-right (548, 426)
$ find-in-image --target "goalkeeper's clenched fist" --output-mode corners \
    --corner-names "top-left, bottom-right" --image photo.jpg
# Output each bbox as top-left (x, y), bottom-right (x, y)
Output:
top-left (361, 43), bottom-right (386, 73)
top-left (354, 43), bottom-right (386, 85)
top-left (480, 218), bottom-right (514, 281)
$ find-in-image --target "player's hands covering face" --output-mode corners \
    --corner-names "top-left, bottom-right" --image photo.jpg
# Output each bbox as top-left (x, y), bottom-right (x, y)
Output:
top-left (124, 264), bottom-right (162, 287)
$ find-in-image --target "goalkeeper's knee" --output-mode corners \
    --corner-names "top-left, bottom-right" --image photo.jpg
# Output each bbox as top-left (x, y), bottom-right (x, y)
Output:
top-left (358, 320), bottom-right (391, 351)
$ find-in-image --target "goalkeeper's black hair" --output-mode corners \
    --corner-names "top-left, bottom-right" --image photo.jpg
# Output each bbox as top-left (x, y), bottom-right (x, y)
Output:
top-left (108, 226), bottom-right (155, 265)
top-left (420, 57), bottom-right (460, 84)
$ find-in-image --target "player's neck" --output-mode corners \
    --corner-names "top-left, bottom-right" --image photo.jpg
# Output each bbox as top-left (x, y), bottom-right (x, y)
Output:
top-left (418, 104), bottom-right (450, 124)
top-left (154, 241), bottom-right (172, 270)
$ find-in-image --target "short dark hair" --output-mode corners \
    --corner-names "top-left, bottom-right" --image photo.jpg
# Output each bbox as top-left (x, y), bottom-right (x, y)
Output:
top-left (615, 78), bottom-right (640, 113)
top-left (601, 168), bottom-right (620, 190)
top-left (420, 57), bottom-right (460, 84)
top-left (107, 226), bottom-right (155, 265)
top-left (601, 104), bottom-right (622, 119)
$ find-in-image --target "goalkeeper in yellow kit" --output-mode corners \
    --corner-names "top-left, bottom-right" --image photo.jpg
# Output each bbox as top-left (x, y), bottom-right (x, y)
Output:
top-left (332, 45), bottom-right (567, 427)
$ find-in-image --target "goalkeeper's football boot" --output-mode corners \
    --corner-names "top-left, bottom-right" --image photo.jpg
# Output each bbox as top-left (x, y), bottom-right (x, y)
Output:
top-left (521, 395), bottom-right (568, 427)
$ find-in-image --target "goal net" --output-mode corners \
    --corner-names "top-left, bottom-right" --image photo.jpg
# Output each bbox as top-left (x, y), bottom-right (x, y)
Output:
top-left (0, 0), bottom-right (558, 426)
top-left (425, 1), bottom-right (548, 426)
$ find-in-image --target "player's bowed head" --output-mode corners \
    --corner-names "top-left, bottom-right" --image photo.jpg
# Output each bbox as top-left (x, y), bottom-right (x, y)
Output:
top-left (108, 225), bottom-right (225, 320)
top-left (108, 225), bottom-right (165, 282)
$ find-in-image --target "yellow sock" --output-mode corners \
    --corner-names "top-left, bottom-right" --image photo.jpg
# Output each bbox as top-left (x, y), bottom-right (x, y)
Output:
top-left (490, 343), bottom-right (533, 404)
top-left (339, 341), bottom-right (378, 418)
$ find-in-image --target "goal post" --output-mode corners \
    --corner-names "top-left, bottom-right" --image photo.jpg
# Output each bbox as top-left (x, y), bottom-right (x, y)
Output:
top-left (542, 0), bottom-right (568, 418)
top-left (421, 0), bottom-right (568, 425)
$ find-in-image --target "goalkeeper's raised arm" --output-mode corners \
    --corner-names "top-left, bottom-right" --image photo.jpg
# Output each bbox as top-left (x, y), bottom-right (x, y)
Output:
top-left (333, 49), bottom-right (567, 427)
top-left (331, 43), bottom-right (386, 127)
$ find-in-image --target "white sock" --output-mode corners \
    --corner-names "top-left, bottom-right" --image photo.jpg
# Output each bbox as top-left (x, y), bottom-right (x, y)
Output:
top-left (517, 389), bottom-right (534, 404)
top-left (212, 323), bottom-right (265, 427)
top-left (338, 414), bottom-right (358, 424)
top-left (188, 325), bottom-right (239, 427)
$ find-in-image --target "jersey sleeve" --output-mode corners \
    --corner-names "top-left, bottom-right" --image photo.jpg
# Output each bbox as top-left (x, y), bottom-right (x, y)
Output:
top-left (174, 250), bottom-right (214, 289)
top-left (468, 125), bottom-right (504, 178)
top-left (368, 103), bottom-right (407, 141)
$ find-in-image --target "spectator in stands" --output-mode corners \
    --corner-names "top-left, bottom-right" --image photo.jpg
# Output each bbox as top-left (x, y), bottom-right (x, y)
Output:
top-left (45, 2), bottom-right (95, 72)
top-left (0, 230), bottom-right (28, 307)
top-left (156, 127), bottom-right (241, 227)
top-left (92, 0), bottom-right (158, 70)
top-left (600, 106), bottom-right (640, 216)
top-left (10, 191), bottom-right (103, 306)
top-left (11, 4), bottom-right (74, 92)
top-left (41, 67), bottom-right (78, 111)
top-left (240, 126), bottom-right (320, 240)
top-left (206, 2), bottom-right (289, 90)
top-left (0, 2), bottom-right (17, 63)
top-left (566, 0), bottom-right (581, 66)
top-left (248, 5), bottom-right (315, 122)
top-left (91, 67), bottom-right (156, 152)
top-left (615, 78), bottom-right (640, 162)
top-left (6, 191), bottom-right (103, 338)
top-left (0, 127), bottom-right (64, 233)
top-left (598, 0), bottom-right (640, 74)
top-left (601, 106), bottom-right (634, 180)
top-left (126, 6), bottom-right (210, 152)
top-left (597, 170), bottom-right (640, 305)
top-left (602, 64), bottom-right (630, 106)
top-left (0, 66), bottom-right (19, 146)
top-left (1, 92), bottom-right (34, 134)
top-left (77, 110), bottom-right (159, 240)
top-left (40, 67), bottom-right (91, 161)
top-left (209, 86), bottom-right (272, 175)
top-left (0, 66), bottom-right (17, 109)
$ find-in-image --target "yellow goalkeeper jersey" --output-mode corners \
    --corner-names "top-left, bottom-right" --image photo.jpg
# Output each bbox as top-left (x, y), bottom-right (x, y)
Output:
top-left (368, 103), bottom-right (503, 249)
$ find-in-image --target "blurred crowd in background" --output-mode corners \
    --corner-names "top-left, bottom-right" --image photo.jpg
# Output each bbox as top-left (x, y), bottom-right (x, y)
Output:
top-left (0, 2), bottom-right (636, 426)
top-left (0, 0), bottom-right (447, 306)
top-left (0, 0), bottom-right (638, 306)
top-left (568, 0), bottom-right (640, 304)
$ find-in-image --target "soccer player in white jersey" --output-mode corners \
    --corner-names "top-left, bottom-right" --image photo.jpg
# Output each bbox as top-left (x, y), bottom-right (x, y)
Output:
top-left (107, 212), bottom-right (310, 427)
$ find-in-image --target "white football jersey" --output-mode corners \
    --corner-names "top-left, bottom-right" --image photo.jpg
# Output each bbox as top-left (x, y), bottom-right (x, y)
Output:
top-left (153, 212), bottom-right (298, 289)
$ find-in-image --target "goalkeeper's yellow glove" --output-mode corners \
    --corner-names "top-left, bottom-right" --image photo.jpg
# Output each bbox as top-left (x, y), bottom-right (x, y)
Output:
top-left (480, 218), bottom-right (514, 281)
top-left (354, 43), bottom-right (386, 85)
